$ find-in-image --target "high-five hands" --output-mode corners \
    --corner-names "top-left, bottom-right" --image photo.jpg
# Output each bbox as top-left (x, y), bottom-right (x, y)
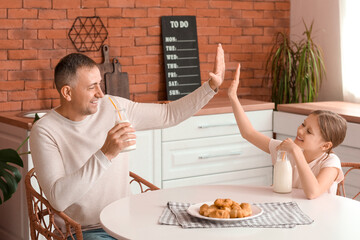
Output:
top-left (208, 43), bottom-right (225, 91)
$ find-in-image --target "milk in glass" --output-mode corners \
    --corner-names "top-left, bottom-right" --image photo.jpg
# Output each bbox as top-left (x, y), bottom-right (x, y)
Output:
top-left (273, 151), bottom-right (292, 193)
top-left (115, 108), bottom-right (136, 152)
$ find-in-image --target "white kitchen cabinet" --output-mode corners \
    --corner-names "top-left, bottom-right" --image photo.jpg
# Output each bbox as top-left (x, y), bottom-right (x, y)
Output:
top-left (160, 110), bottom-right (274, 188)
top-left (274, 111), bottom-right (360, 199)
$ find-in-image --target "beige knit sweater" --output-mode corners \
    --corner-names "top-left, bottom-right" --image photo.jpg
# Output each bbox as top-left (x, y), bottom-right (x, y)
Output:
top-left (29, 82), bottom-right (216, 230)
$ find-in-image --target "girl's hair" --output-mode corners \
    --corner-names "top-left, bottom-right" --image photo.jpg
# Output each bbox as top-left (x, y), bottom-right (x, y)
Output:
top-left (54, 53), bottom-right (98, 93)
top-left (311, 110), bottom-right (347, 153)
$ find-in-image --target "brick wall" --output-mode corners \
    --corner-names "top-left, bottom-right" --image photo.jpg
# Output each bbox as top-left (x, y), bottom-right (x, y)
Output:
top-left (0, 0), bottom-right (290, 112)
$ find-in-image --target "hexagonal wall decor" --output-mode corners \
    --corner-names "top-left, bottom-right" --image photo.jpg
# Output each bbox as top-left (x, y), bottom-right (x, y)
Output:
top-left (68, 16), bottom-right (108, 52)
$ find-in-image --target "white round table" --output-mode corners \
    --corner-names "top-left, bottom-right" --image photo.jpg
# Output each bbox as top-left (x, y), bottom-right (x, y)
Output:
top-left (100, 185), bottom-right (360, 240)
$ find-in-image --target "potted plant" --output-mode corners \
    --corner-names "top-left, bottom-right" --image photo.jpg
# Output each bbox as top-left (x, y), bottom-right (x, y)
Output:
top-left (0, 114), bottom-right (39, 204)
top-left (266, 20), bottom-right (326, 109)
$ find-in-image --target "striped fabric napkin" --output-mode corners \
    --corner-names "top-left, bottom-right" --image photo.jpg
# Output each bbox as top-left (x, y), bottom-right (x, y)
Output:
top-left (158, 201), bottom-right (313, 228)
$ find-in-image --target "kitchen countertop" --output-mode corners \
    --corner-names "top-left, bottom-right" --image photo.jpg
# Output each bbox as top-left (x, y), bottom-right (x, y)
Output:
top-left (277, 101), bottom-right (360, 124)
top-left (0, 97), bottom-right (274, 130)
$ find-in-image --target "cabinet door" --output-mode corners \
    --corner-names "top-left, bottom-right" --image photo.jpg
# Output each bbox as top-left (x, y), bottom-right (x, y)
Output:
top-left (162, 132), bottom-right (272, 180)
top-left (163, 167), bottom-right (273, 188)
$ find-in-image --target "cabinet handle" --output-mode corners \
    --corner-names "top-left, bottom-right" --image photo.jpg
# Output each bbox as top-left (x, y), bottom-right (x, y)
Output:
top-left (198, 151), bottom-right (242, 159)
top-left (198, 123), bottom-right (237, 128)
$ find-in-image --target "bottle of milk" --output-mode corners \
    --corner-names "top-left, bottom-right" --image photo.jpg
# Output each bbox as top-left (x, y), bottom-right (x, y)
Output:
top-left (273, 151), bottom-right (292, 193)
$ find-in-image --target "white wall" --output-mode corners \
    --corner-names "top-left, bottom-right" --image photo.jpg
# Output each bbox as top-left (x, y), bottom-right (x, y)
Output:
top-left (290, 0), bottom-right (343, 101)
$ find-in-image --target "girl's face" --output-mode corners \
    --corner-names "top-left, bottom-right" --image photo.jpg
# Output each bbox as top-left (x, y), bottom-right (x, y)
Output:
top-left (294, 114), bottom-right (330, 154)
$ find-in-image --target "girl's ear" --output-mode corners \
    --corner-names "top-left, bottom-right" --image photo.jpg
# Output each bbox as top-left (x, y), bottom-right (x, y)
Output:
top-left (61, 85), bottom-right (72, 102)
top-left (322, 141), bottom-right (333, 152)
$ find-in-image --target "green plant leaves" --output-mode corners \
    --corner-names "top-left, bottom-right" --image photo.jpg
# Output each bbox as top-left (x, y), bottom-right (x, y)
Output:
top-left (266, 20), bottom-right (326, 109)
top-left (0, 148), bottom-right (23, 204)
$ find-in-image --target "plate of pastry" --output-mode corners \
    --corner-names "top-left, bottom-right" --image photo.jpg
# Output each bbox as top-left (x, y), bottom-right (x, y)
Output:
top-left (187, 198), bottom-right (263, 222)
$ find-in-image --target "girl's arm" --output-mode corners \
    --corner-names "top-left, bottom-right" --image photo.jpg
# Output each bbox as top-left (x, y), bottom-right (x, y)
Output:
top-left (228, 63), bottom-right (271, 153)
top-left (277, 138), bottom-right (339, 199)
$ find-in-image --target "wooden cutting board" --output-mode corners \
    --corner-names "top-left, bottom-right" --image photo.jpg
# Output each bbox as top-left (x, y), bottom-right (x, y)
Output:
top-left (105, 58), bottom-right (130, 99)
top-left (97, 45), bottom-right (113, 93)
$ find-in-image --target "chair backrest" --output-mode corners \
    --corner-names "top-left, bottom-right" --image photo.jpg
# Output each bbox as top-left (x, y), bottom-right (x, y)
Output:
top-left (337, 162), bottom-right (360, 200)
top-left (25, 168), bottom-right (83, 240)
top-left (25, 168), bottom-right (159, 240)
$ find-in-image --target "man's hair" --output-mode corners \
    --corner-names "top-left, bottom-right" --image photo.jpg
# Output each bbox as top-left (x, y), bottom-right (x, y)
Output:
top-left (54, 53), bottom-right (98, 92)
top-left (311, 110), bottom-right (347, 153)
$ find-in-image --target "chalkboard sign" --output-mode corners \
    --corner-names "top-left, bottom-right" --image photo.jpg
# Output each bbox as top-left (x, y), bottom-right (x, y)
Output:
top-left (161, 16), bottom-right (201, 101)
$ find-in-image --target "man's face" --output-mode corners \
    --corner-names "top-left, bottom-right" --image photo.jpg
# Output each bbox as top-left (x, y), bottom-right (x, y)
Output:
top-left (69, 66), bottom-right (104, 121)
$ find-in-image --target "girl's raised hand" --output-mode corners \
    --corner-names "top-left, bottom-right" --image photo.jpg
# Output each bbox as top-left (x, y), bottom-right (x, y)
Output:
top-left (228, 63), bottom-right (241, 98)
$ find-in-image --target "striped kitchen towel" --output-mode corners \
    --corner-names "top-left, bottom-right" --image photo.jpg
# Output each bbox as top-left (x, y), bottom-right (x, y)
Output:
top-left (158, 201), bottom-right (313, 228)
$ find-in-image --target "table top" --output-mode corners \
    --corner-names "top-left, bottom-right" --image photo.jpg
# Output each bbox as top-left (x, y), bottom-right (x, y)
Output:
top-left (277, 101), bottom-right (360, 124)
top-left (100, 185), bottom-right (360, 240)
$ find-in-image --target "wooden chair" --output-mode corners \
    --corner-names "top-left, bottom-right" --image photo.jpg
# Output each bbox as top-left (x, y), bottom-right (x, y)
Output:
top-left (337, 162), bottom-right (360, 200)
top-left (25, 168), bottom-right (159, 240)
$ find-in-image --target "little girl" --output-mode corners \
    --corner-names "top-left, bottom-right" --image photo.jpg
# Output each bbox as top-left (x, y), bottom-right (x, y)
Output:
top-left (228, 63), bottom-right (347, 199)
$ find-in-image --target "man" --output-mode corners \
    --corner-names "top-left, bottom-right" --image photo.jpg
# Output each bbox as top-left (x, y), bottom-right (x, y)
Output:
top-left (30, 44), bottom-right (225, 239)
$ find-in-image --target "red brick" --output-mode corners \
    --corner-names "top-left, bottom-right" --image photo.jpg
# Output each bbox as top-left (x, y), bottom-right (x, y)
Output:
top-left (22, 60), bottom-right (50, 70)
top-left (148, 26), bottom-right (161, 36)
top-left (197, 9), bottom-right (220, 17)
top-left (243, 27), bottom-right (264, 36)
top-left (136, 73), bottom-right (160, 84)
top-left (67, 9), bottom-right (96, 18)
top-left (96, 8), bottom-right (123, 17)
top-left (208, 36), bottom-right (231, 44)
top-left (254, 2), bottom-right (275, 10)
top-left (186, 0), bottom-right (208, 8)
top-left (133, 92), bottom-right (159, 102)
top-left (38, 89), bottom-right (59, 99)
top-left (254, 19), bottom-right (274, 27)
top-left (38, 50), bottom-right (67, 60)
top-left (0, 9), bottom-right (6, 18)
top-left (208, 18), bottom-right (231, 27)
top-left (0, 92), bottom-right (7, 102)
top-left (232, 36), bottom-right (253, 44)
top-left (8, 90), bottom-right (37, 101)
top-left (24, 19), bottom-right (52, 29)
top-left (122, 28), bottom-right (147, 37)
top-left (8, 30), bottom-right (37, 39)
top-left (230, 53), bottom-right (252, 62)
top-left (242, 10), bottom-right (264, 19)
top-left (0, 50), bottom-right (6, 60)
top-left (0, 71), bottom-right (7, 81)
top-left (135, 0), bottom-right (160, 7)
top-left (232, 1), bottom-right (253, 9)
top-left (82, 0), bottom-right (108, 8)
top-left (240, 44), bottom-right (263, 53)
top-left (38, 30), bottom-right (67, 39)
top-left (109, 0), bottom-right (135, 7)
top-left (53, 0), bottom-right (80, 9)
top-left (25, 80), bottom-right (54, 90)
top-left (24, 0), bottom-right (51, 8)
top-left (254, 36), bottom-right (273, 44)
top-left (39, 10), bottom-right (66, 20)
top-left (122, 65), bottom-right (147, 75)
top-left (231, 18), bottom-right (253, 27)
top-left (0, 102), bottom-right (21, 112)
top-left (135, 18), bottom-right (160, 27)
top-left (8, 50), bottom-right (37, 60)
top-left (0, 60), bottom-right (21, 70)
top-left (0, 19), bottom-right (22, 29)
top-left (38, 69), bottom-right (54, 80)
top-left (122, 9), bottom-right (147, 18)
top-left (133, 55), bottom-right (160, 65)
top-left (264, 10), bottom-right (289, 19)
top-left (53, 19), bottom-right (73, 29)
top-left (147, 8), bottom-right (172, 17)
top-left (108, 37), bottom-right (133, 47)
top-left (129, 83), bottom-right (147, 93)
top-left (108, 18), bottom-right (134, 28)
top-left (275, 2), bottom-right (290, 10)
top-left (198, 27), bottom-right (220, 36)
top-left (122, 46), bottom-right (147, 57)
top-left (0, 80), bottom-right (24, 90)
top-left (219, 27), bottom-right (241, 36)
top-left (8, 71), bottom-right (38, 80)
top-left (135, 36), bottom-right (161, 46)
top-left (0, 30), bottom-right (7, 40)
top-left (219, 9), bottom-right (242, 18)
top-left (8, 9), bottom-right (38, 19)
top-left (161, 0), bottom-right (185, 8)
top-left (173, 8), bottom-right (196, 16)
top-left (24, 40), bottom-right (53, 49)
top-left (209, 1), bottom-right (231, 9)
top-left (0, 0), bottom-right (22, 8)
top-left (23, 99), bottom-right (52, 111)
top-left (107, 28), bottom-right (123, 37)
top-left (147, 64), bottom-right (162, 74)
top-left (54, 40), bottom-right (73, 49)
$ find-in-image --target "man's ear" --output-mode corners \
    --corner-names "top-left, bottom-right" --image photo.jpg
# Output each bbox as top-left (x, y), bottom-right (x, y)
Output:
top-left (322, 141), bottom-right (333, 152)
top-left (61, 85), bottom-right (72, 101)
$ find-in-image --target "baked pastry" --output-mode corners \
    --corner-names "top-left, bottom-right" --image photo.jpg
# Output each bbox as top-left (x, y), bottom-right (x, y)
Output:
top-left (199, 198), bottom-right (252, 219)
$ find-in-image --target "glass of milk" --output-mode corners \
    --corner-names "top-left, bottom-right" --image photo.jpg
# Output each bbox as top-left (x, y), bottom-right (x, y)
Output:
top-left (273, 150), bottom-right (292, 193)
top-left (115, 108), bottom-right (136, 152)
